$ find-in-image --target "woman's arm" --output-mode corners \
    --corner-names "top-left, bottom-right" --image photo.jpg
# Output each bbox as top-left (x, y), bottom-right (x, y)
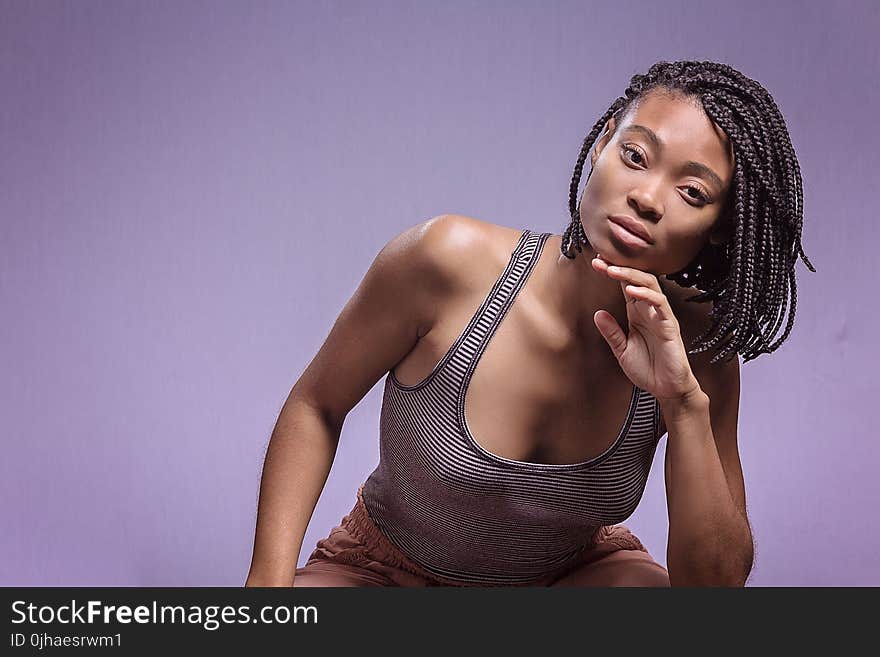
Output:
top-left (245, 397), bottom-right (342, 587)
top-left (660, 286), bottom-right (753, 587)
top-left (662, 368), bottom-right (754, 587)
top-left (588, 260), bottom-right (753, 587)
top-left (244, 214), bottom-right (473, 586)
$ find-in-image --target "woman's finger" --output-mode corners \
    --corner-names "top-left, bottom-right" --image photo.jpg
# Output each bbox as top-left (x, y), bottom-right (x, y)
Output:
top-left (624, 285), bottom-right (674, 322)
top-left (603, 264), bottom-right (662, 293)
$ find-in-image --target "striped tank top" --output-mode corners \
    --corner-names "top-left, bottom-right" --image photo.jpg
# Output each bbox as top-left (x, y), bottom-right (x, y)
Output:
top-left (361, 228), bottom-right (661, 585)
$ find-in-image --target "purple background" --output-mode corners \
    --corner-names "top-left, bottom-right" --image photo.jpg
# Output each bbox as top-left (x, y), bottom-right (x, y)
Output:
top-left (2, 0), bottom-right (877, 586)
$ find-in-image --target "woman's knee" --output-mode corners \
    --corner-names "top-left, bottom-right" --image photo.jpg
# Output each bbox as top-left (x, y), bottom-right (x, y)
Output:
top-left (293, 562), bottom-right (392, 587)
top-left (551, 550), bottom-right (671, 587)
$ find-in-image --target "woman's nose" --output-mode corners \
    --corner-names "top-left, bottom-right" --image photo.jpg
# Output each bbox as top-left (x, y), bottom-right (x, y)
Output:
top-left (627, 184), bottom-right (663, 219)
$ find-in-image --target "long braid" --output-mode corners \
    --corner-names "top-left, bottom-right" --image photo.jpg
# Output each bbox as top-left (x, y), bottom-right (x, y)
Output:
top-left (563, 60), bottom-right (816, 364)
top-left (563, 100), bottom-right (633, 257)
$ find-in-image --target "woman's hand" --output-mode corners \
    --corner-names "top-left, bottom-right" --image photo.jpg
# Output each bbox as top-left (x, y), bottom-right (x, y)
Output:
top-left (591, 257), bottom-right (702, 403)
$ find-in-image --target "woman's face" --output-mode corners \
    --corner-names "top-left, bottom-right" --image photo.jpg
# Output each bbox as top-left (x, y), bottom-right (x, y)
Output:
top-left (578, 89), bottom-right (735, 275)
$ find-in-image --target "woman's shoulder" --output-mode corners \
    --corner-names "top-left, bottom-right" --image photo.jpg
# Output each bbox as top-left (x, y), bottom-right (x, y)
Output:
top-left (418, 214), bottom-right (528, 286)
top-left (423, 214), bottom-right (523, 250)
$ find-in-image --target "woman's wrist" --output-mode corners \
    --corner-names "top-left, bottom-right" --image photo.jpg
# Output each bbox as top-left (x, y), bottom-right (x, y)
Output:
top-left (658, 383), bottom-right (709, 422)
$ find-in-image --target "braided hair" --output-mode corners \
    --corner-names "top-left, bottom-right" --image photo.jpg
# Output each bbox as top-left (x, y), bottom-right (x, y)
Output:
top-left (562, 60), bottom-right (815, 365)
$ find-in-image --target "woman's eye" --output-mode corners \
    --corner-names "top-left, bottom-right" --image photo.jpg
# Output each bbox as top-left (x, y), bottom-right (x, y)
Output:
top-left (621, 144), bottom-right (710, 206)
top-left (621, 144), bottom-right (644, 165)
top-left (684, 185), bottom-right (710, 205)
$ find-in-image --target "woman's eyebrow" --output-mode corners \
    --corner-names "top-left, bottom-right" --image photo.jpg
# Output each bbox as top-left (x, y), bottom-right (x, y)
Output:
top-left (621, 124), bottom-right (724, 192)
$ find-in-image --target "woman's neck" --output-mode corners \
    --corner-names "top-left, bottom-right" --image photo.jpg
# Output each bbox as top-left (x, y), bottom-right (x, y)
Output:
top-left (548, 235), bottom-right (631, 343)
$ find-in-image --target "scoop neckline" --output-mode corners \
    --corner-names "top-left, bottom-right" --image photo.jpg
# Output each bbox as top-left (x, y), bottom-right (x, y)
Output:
top-left (388, 226), bottom-right (645, 471)
top-left (456, 230), bottom-right (641, 471)
top-left (461, 378), bottom-right (641, 472)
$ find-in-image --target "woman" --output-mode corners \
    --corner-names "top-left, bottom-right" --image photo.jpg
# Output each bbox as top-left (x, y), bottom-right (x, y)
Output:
top-left (245, 60), bottom-right (815, 587)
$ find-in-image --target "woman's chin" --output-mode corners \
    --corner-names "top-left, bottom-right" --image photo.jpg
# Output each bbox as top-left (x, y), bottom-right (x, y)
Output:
top-left (593, 241), bottom-right (644, 267)
top-left (594, 245), bottom-right (660, 274)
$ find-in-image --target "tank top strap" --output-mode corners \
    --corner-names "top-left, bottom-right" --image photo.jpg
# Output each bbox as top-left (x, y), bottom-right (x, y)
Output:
top-left (451, 229), bottom-right (551, 375)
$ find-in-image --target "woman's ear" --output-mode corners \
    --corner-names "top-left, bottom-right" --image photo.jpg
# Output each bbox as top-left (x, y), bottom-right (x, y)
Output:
top-left (590, 116), bottom-right (618, 167)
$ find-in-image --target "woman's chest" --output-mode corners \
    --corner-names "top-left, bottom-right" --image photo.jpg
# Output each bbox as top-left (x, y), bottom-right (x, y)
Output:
top-left (392, 289), bottom-right (645, 466)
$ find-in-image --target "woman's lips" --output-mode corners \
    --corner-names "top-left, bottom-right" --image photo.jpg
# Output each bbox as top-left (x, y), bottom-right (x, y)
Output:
top-left (608, 218), bottom-right (652, 251)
